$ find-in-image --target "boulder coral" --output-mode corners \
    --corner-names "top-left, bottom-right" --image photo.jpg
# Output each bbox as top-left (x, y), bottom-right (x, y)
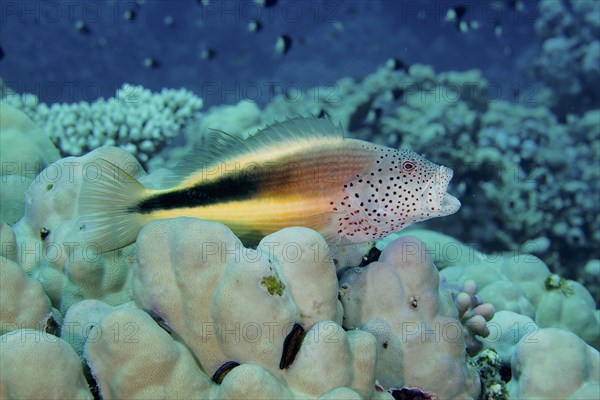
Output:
top-left (0, 102), bottom-right (60, 224)
top-left (0, 329), bottom-right (92, 399)
top-left (0, 249), bottom-right (54, 335)
top-left (392, 229), bottom-right (600, 351)
top-left (507, 328), bottom-right (600, 399)
top-left (132, 218), bottom-right (375, 398)
top-left (7, 147), bottom-right (146, 313)
top-left (340, 236), bottom-right (487, 398)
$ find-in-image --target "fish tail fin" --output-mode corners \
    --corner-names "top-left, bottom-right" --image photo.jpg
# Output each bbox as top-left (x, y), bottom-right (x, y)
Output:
top-left (79, 159), bottom-right (152, 253)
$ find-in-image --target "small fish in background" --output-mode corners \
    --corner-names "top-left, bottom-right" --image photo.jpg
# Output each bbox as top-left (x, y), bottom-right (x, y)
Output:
top-left (75, 20), bottom-right (91, 35)
top-left (79, 117), bottom-right (461, 252)
top-left (507, 0), bottom-right (524, 12)
top-left (494, 19), bottom-right (503, 38)
top-left (445, 4), bottom-right (466, 25)
top-left (123, 4), bottom-right (139, 22)
top-left (200, 48), bottom-right (216, 60)
top-left (445, 5), bottom-right (478, 33)
top-left (97, 37), bottom-right (107, 47)
top-left (332, 21), bottom-right (345, 33)
top-left (275, 35), bottom-right (292, 55)
top-left (164, 15), bottom-right (175, 27)
top-left (467, 20), bottom-right (480, 32)
top-left (143, 57), bottom-right (159, 68)
top-left (0, 45), bottom-right (4, 61)
top-left (248, 20), bottom-right (262, 33)
top-left (385, 58), bottom-right (409, 72)
top-left (255, 0), bottom-right (277, 8)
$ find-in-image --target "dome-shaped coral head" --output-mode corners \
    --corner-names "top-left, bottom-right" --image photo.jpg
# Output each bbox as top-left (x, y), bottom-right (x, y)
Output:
top-left (334, 147), bottom-right (461, 244)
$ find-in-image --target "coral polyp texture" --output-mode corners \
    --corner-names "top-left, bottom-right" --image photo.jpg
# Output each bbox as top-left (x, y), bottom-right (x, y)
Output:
top-left (0, 329), bottom-right (92, 399)
top-left (131, 219), bottom-right (376, 398)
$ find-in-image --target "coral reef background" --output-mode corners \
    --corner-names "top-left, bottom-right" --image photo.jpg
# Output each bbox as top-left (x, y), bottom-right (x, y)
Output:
top-left (2, 0), bottom-right (598, 291)
top-left (1, 0), bottom-right (599, 399)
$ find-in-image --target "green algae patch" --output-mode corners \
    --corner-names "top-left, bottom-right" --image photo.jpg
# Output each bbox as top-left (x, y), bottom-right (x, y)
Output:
top-left (261, 274), bottom-right (285, 296)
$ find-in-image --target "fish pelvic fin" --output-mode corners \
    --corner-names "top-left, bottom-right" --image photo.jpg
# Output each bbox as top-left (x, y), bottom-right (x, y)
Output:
top-left (79, 158), bottom-right (151, 253)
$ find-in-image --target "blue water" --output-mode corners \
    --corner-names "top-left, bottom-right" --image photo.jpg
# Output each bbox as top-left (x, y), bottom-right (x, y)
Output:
top-left (1, 0), bottom-right (538, 107)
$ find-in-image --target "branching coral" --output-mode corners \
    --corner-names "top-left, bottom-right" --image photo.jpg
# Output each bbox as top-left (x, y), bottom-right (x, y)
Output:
top-left (2, 83), bottom-right (203, 167)
top-left (533, 0), bottom-right (600, 116)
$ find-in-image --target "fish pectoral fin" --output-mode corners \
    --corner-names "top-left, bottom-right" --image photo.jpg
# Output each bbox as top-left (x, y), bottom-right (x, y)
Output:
top-left (79, 158), bottom-right (151, 253)
top-left (302, 211), bottom-right (345, 245)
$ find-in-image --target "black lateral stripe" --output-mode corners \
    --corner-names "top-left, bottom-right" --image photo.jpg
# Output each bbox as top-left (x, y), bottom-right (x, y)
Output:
top-left (133, 166), bottom-right (271, 213)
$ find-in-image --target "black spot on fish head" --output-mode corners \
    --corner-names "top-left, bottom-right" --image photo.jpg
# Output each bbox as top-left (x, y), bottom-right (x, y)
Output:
top-left (380, 150), bottom-right (441, 220)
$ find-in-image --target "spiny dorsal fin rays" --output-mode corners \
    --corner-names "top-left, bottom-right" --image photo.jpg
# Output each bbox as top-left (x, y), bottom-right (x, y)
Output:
top-left (169, 127), bottom-right (244, 183)
top-left (247, 115), bottom-right (343, 150)
top-left (253, 114), bottom-right (344, 145)
top-left (208, 128), bottom-right (245, 143)
top-left (170, 116), bottom-right (344, 185)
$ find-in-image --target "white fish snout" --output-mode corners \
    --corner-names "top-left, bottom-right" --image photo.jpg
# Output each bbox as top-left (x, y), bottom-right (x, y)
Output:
top-left (426, 166), bottom-right (460, 216)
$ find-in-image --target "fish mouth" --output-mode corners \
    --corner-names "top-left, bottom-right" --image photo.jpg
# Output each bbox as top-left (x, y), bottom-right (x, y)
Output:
top-left (439, 192), bottom-right (461, 215)
top-left (426, 166), bottom-right (461, 216)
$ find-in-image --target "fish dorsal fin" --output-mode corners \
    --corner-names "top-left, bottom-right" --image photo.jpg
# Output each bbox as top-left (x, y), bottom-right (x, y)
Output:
top-left (168, 128), bottom-right (246, 184)
top-left (249, 115), bottom-right (344, 145)
top-left (170, 116), bottom-right (344, 185)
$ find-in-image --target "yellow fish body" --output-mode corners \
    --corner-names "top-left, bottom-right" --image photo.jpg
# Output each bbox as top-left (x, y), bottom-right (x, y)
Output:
top-left (80, 117), bottom-right (460, 252)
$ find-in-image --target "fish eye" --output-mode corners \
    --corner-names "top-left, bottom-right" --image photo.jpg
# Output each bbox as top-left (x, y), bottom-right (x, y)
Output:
top-left (402, 161), bottom-right (416, 172)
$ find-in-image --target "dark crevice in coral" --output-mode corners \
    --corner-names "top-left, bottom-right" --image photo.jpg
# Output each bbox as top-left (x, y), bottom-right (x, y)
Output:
top-left (83, 360), bottom-right (102, 400)
top-left (359, 246), bottom-right (381, 267)
top-left (212, 361), bottom-right (240, 384)
top-left (40, 227), bottom-right (50, 240)
top-left (146, 309), bottom-right (173, 335)
top-left (279, 323), bottom-right (306, 369)
top-left (44, 314), bottom-right (61, 337)
top-left (389, 387), bottom-right (435, 400)
top-left (499, 362), bottom-right (512, 382)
